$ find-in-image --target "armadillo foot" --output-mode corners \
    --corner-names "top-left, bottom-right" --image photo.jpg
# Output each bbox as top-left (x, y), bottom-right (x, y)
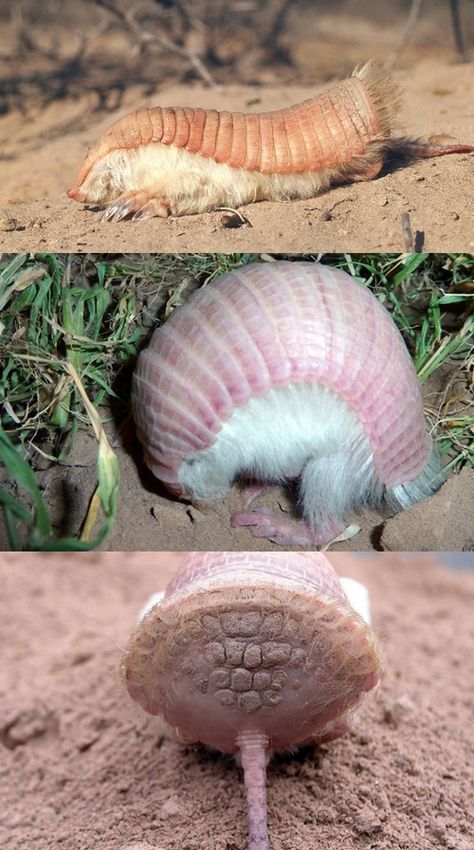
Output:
top-left (230, 508), bottom-right (331, 547)
top-left (101, 190), bottom-right (171, 222)
top-left (351, 155), bottom-right (384, 182)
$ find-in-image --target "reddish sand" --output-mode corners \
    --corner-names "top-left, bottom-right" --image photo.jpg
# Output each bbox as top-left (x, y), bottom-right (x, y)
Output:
top-left (1, 553), bottom-right (473, 850)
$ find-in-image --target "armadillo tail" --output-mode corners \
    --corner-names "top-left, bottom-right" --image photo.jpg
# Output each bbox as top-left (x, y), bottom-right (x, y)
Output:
top-left (406, 142), bottom-right (474, 157)
top-left (387, 137), bottom-right (474, 163)
top-left (385, 445), bottom-right (444, 512)
top-left (353, 59), bottom-right (402, 138)
top-left (238, 731), bottom-right (270, 850)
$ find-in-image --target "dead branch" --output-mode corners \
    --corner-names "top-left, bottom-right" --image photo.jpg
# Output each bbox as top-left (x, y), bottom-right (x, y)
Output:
top-left (92, 0), bottom-right (217, 86)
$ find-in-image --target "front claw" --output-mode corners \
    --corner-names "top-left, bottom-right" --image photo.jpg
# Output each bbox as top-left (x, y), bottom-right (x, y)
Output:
top-left (230, 508), bottom-right (329, 547)
top-left (102, 190), bottom-right (171, 222)
top-left (132, 198), bottom-right (170, 221)
top-left (101, 194), bottom-right (137, 222)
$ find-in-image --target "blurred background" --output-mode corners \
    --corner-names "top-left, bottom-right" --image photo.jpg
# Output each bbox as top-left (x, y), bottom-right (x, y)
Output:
top-left (1, 0), bottom-right (473, 115)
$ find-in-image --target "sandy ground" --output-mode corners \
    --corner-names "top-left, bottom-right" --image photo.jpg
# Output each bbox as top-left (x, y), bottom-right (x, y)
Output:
top-left (1, 61), bottom-right (473, 253)
top-left (1, 552), bottom-right (473, 850)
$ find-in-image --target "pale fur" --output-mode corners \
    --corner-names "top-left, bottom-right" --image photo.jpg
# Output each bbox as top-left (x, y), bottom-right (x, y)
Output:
top-left (177, 382), bottom-right (441, 533)
top-left (78, 143), bottom-right (352, 215)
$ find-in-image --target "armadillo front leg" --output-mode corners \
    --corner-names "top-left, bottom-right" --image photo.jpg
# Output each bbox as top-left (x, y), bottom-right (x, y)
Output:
top-left (237, 731), bottom-right (270, 850)
top-left (101, 189), bottom-right (171, 222)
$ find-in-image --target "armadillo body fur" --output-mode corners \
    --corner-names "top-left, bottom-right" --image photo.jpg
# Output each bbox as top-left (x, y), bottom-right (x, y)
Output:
top-left (123, 551), bottom-right (382, 850)
top-left (131, 261), bottom-right (442, 547)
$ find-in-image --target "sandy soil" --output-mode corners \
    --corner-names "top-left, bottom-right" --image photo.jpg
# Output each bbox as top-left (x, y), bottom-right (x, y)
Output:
top-left (1, 61), bottom-right (473, 253)
top-left (1, 553), bottom-right (473, 850)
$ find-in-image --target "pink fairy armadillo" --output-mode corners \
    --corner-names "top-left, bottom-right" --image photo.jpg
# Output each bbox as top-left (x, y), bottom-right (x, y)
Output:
top-left (123, 551), bottom-right (382, 850)
top-left (67, 60), bottom-right (474, 221)
top-left (131, 260), bottom-right (442, 547)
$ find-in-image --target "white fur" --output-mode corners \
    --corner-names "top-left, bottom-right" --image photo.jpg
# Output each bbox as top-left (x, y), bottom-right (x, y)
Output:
top-left (82, 143), bottom-right (340, 214)
top-left (176, 382), bottom-right (441, 531)
top-left (178, 383), bottom-right (377, 532)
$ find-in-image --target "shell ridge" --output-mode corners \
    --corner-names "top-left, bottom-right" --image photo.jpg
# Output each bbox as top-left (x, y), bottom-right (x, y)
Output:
top-left (155, 320), bottom-right (235, 422)
top-left (191, 279), bottom-right (270, 401)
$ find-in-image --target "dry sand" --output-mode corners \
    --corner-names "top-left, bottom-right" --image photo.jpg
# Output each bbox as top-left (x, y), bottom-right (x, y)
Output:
top-left (1, 552), bottom-right (473, 850)
top-left (1, 61), bottom-right (473, 253)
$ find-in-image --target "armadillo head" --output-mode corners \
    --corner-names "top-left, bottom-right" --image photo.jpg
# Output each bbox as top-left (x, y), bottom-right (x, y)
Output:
top-left (123, 552), bottom-right (381, 850)
top-left (67, 144), bottom-right (131, 205)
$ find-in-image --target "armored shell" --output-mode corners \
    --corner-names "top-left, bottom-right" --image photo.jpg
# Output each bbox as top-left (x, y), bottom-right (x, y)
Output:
top-left (132, 261), bottom-right (432, 500)
top-left (123, 551), bottom-right (381, 753)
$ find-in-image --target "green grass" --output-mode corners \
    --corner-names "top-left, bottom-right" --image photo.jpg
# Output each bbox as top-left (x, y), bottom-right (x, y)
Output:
top-left (0, 252), bottom-right (472, 549)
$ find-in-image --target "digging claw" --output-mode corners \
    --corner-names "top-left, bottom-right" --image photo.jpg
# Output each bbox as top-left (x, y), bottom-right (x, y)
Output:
top-left (114, 203), bottom-right (134, 222)
top-left (101, 205), bottom-right (118, 222)
top-left (230, 509), bottom-right (316, 546)
top-left (132, 204), bottom-right (157, 222)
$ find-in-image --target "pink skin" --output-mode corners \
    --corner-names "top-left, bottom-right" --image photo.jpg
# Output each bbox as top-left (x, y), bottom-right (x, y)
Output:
top-left (231, 507), bottom-right (344, 547)
top-left (238, 732), bottom-right (270, 850)
top-left (240, 482), bottom-right (278, 509)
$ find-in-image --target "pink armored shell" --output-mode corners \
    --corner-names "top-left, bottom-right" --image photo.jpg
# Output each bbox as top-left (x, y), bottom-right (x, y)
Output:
top-left (123, 551), bottom-right (381, 754)
top-left (132, 261), bottom-right (430, 495)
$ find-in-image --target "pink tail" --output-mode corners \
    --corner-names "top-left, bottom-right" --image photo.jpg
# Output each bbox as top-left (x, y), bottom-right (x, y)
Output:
top-left (399, 141), bottom-right (474, 158)
top-left (238, 731), bottom-right (270, 850)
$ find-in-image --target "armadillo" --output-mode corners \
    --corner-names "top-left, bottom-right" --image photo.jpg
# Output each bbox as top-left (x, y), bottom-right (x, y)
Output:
top-left (123, 551), bottom-right (382, 850)
top-left (131, 260), bottom-right (442, 547)
top-left (66, 60), bottom-right (474, 221)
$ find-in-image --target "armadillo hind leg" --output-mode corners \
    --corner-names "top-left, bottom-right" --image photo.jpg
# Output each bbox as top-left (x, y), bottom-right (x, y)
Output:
top-left (237, 731), bottom-right (270, 850)
top-left (230, 507), bottom-right (344, 546)
top-left (299, 449), bottom-right (376, 537)
top-left (101, 189), bottom-right (171, 222)
top-left (240, 482), bottom-right (280, 510)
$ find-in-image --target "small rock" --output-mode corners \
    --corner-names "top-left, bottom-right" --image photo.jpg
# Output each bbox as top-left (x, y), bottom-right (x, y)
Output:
top-left (384, 694), bottom-right (416, 726)
top-left (0, 217), bottom-right (17, 231)
top-left (150, 503), bottom-right (194, 531)
top-left (321, 209), bottom-right (332, 221)
top-left (161, 795), bottom-right (182, 818)
top-left (0, 704), bottom-right (58, 748)
top-left (449, 211), bottom-right (459, 220)
top-left (430, 820), bottom-right (447, 843)
top-left (354, 804), bottom-right (383, 835)
top-left (380, 197), bottom-right (389, 206)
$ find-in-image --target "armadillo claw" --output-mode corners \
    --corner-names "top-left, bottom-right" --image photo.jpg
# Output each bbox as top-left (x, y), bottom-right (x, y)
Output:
top-left (101, 197), bottom-right (136, 222)
top-left (132, 199), bottom-right (170, 221)
top-left (230, 509), bottom-right (329, 547)
top-left (102, 191), bottom-right (171, 222)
